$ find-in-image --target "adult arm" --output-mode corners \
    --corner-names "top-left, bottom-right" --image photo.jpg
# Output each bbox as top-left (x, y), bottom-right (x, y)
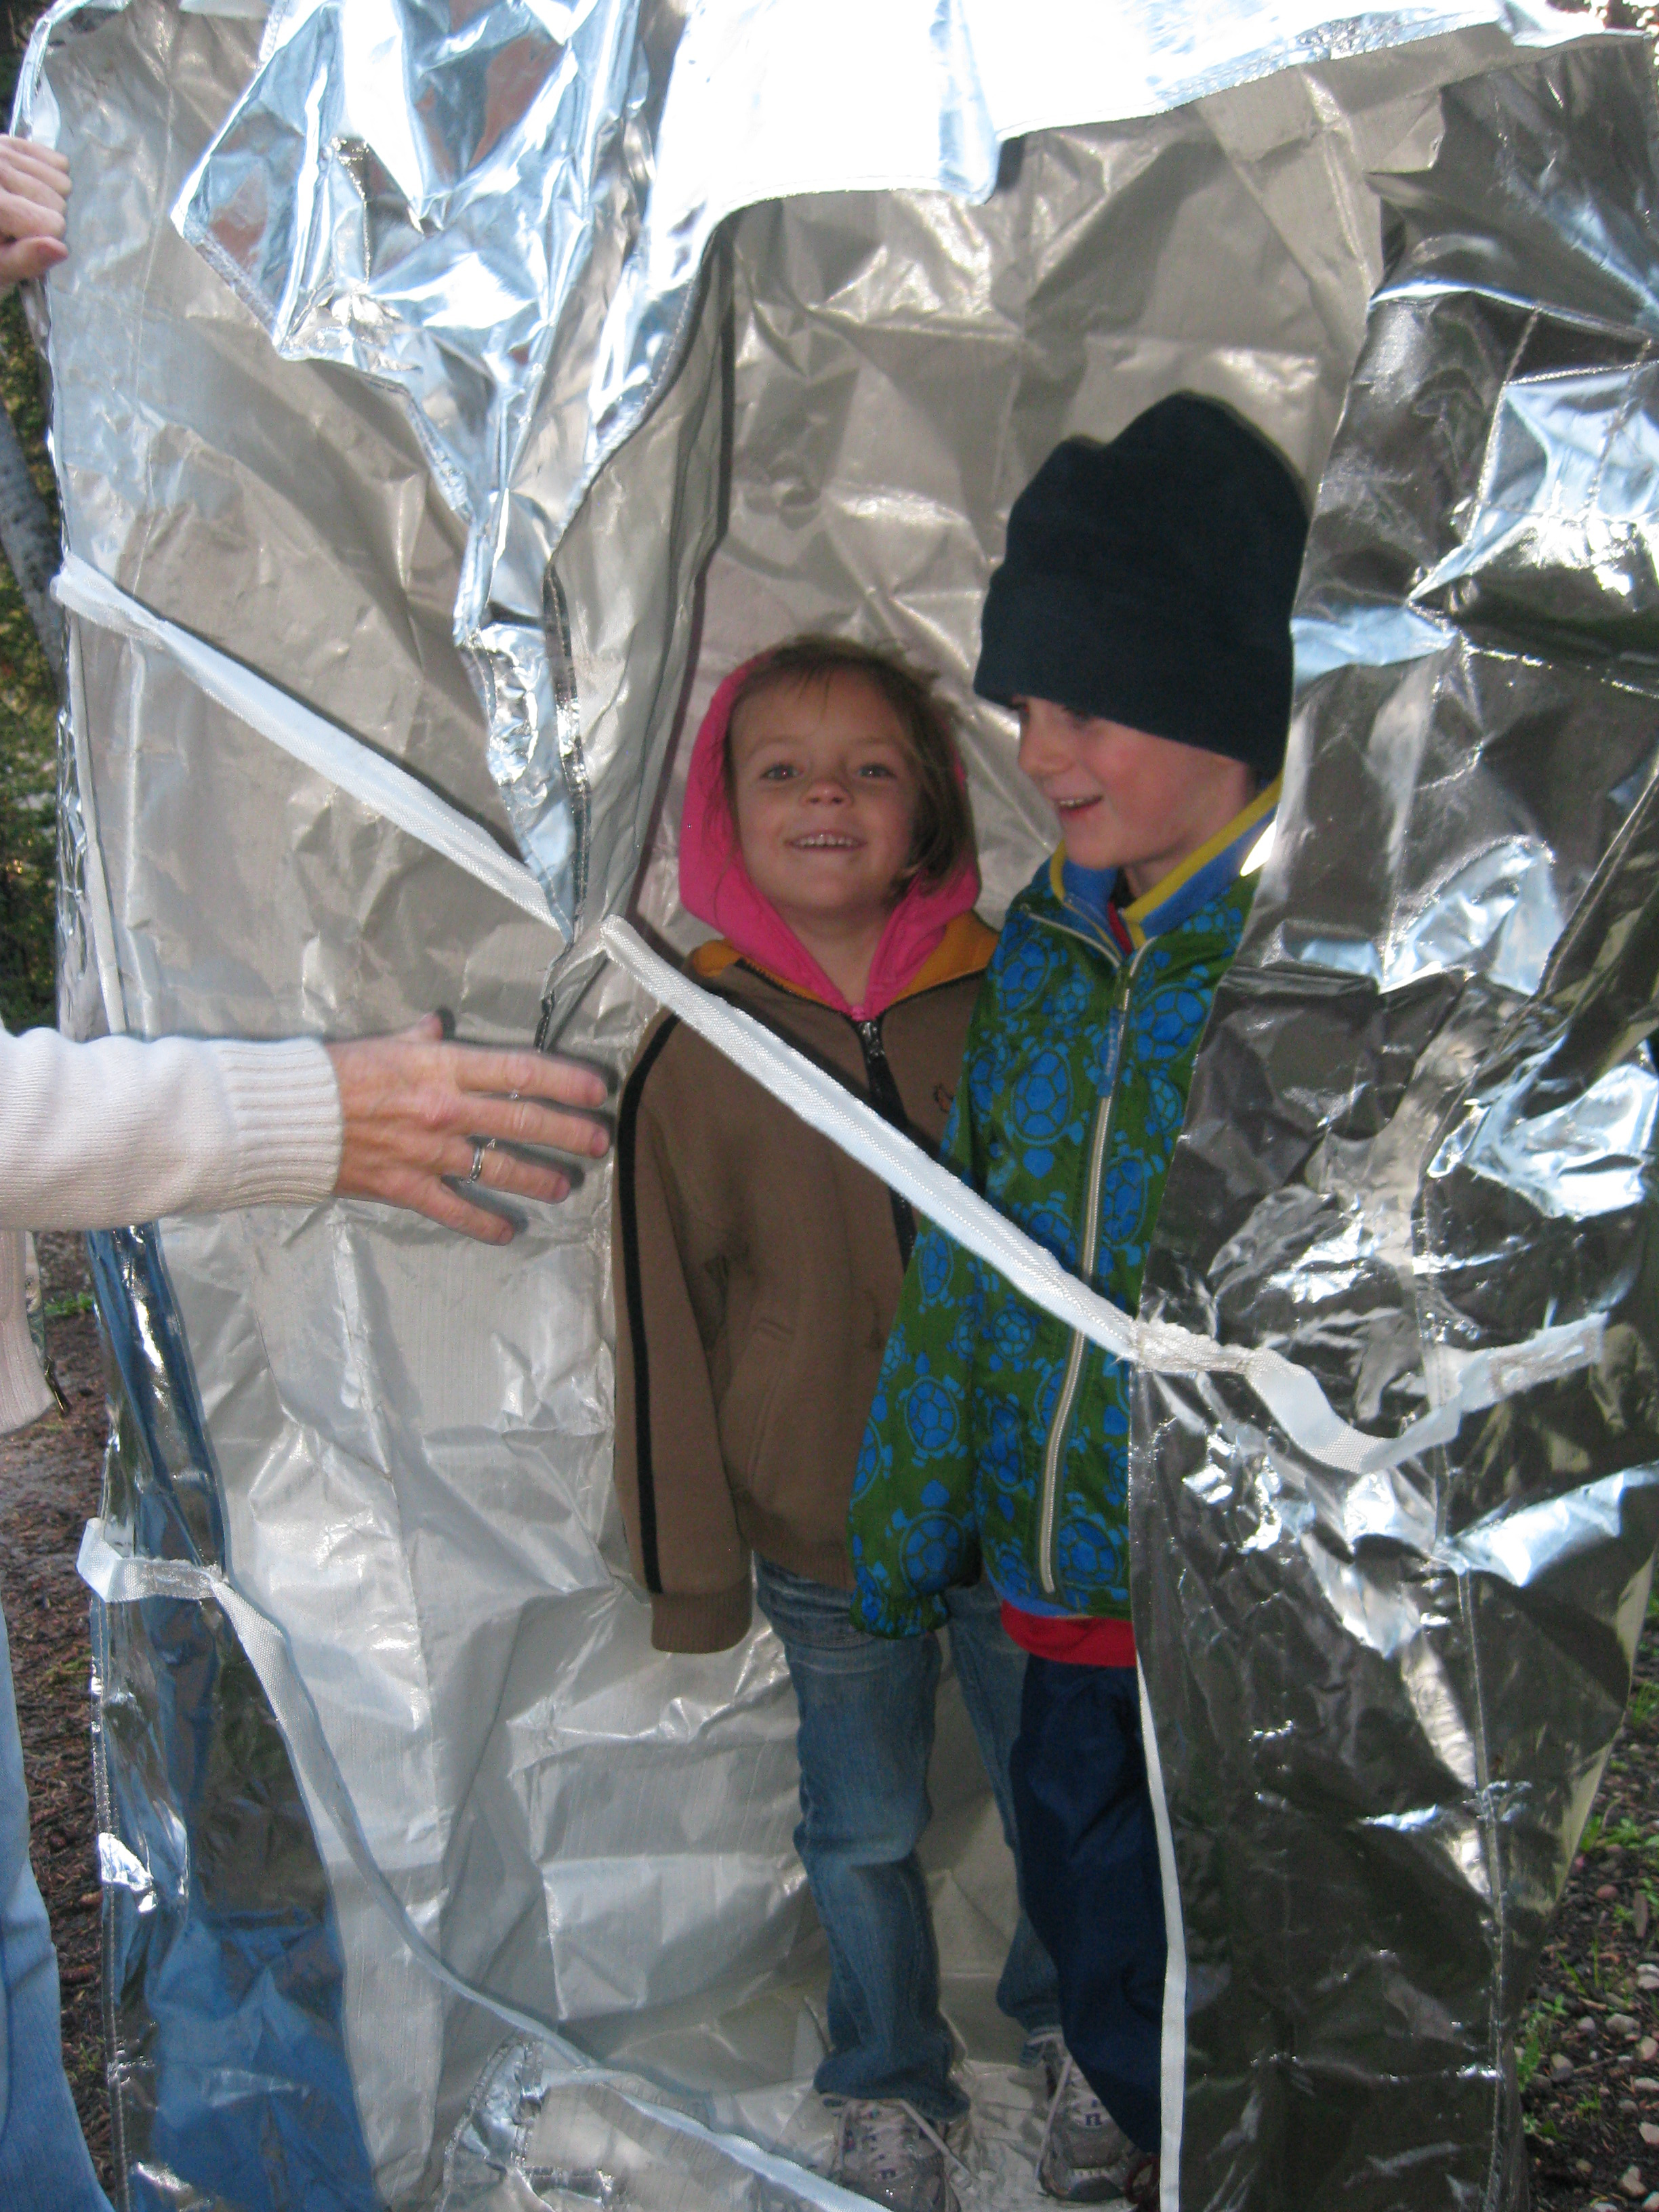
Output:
top-left (0, 1016), bottom-right (608, 1242)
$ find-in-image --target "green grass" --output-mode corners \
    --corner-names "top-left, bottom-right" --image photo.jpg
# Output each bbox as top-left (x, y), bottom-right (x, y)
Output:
top-left (1582, 1812), bottom-right (1651, 1856)
top-left (1517, 1993), bottom-right (1567, 2092)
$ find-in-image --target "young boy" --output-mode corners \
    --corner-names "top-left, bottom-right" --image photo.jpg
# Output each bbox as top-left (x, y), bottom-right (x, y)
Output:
top-left (848, 396), bottom-right (1309, 2205)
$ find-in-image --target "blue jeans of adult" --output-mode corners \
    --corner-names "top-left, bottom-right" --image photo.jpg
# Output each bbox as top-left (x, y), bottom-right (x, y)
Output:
top-left (754, 1559), bottom-right (1060, 2124)
top-left (0, 1598), bottom-right (113, 2211)
top-left (1009, 1656), bottom-right (1166, 2155)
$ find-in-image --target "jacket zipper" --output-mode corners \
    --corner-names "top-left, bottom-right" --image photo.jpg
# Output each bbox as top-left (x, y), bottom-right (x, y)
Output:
top-left (1035, 938), bottom-right (1149, 1597)
top-left (726, 961), bottom-right (972, 1269)
top-left (854, 1017), bottom-right (918, 1267)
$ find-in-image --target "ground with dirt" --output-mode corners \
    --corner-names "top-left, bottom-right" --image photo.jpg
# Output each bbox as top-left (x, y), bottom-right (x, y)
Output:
top-left (1522, 1620), bottom-right (1659, 2211)
top-left (2, 1232), bottom-right (112, 2192)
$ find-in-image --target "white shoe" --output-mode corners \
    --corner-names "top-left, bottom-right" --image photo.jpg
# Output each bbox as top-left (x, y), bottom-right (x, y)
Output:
top-left (830, 2098), bottom-right (964, 2212)
top-left (1031, 2032), bottom-right (1159, 2205)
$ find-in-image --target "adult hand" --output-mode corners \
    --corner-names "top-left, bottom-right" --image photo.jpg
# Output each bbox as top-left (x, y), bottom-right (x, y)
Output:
top-left (327, 1015), bottom-right (609, 1245)
top-left (0, 138), bottom-right (68, 287)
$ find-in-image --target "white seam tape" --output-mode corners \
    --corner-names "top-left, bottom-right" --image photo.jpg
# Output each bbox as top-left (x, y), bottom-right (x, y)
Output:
top-left (1138, 1660), bottom-right (1186, 2212)
top-left (75, 1521), bottom-right (878, 2211)
top-left (76, 1521), bottom-right (590, 2061)
top-left (64, 615), bottom-right (128, 1036)
top-left (600, 916), bottom-right (1606, 1475)
top-left (52, 555), bottom-right (562, 939)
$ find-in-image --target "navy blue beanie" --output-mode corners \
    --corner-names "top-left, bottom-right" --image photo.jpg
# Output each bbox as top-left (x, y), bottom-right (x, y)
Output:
top-left (975, 396), bottom-right (1309, 782)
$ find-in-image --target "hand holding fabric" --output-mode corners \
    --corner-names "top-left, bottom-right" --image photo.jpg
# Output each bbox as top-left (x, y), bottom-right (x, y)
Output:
top-left (0, 137), bottom-right (68, 287)
top-left (327, 1015), bottom-right (609, 1244)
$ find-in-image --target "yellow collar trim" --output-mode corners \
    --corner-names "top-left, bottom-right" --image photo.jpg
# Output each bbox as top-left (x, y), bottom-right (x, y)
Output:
top-left (1047, 776), bottom-right (1282, 949)
top-left (1120, 776), bottom-right (1282, 944)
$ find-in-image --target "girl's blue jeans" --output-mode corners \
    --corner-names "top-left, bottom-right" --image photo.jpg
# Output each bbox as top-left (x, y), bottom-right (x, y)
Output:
top-left (0, 1597), bottom-right (112, 2211)
top-left (754, 1558), bottom-right (1060, 2123)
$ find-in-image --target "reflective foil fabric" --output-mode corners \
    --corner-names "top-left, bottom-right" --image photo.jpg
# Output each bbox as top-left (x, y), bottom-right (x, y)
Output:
top-left (164, 0), bottom-right (1576, 939)
top-left (1135, 40), bottom-right (1659, 2212)
top-left (16, 2), bottom-right (1658, 2209)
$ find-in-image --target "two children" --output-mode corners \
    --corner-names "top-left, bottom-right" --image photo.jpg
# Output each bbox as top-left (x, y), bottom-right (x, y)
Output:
top-left (849, 396), bottom-right (1309, 2204)
top-left (614, 394), bottom-right (1307, 2211)
top-left (611, 636), bottom-right (1060, 2212)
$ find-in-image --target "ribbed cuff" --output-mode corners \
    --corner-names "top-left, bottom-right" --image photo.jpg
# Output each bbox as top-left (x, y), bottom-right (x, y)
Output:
top-left (650, 1582), bottom-right (753, 1654)
top-left (850, 1589), bottom-right (945, 1639)
top-left (209, 1040), bottom-right (343, 1208)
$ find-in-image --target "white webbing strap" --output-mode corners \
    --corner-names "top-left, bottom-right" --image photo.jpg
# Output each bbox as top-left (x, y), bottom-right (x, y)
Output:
top-left (1139, 1660), bottom-right (1187, 2212)
top-left (76, 1521), bottom-right (592, 2060)
top-left (52, 555), bottom-right (562, 937)
top-left (75, 1519), bottom-right (888, 2210)
top-left (600, 917), bottom-right (1605, 1475)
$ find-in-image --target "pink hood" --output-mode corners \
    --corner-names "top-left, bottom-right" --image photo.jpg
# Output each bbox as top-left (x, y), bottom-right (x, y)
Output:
top-left (678, 655), bottom-right (982, 1021)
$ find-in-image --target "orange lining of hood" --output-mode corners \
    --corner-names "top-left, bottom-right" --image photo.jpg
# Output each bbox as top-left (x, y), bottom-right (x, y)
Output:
top-left (689, 910), bottom-right (998, 1008)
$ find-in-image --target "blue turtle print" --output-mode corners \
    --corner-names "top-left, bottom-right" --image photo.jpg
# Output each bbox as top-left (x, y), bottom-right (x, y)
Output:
top-left (848, 836), bottom-right (1265, 1633)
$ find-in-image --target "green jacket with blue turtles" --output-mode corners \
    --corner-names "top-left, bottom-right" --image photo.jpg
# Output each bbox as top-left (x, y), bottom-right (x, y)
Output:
top-left (848, 785), bottom-right (1277, 1637)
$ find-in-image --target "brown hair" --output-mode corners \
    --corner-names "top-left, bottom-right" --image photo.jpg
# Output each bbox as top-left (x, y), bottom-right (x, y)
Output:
top-left (723, 635), bottom-right (975, 893)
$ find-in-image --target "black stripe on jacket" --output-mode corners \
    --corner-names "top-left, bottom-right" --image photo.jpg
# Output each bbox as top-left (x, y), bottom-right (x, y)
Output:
top-left (616, 1015), bottom-right (680, 1593)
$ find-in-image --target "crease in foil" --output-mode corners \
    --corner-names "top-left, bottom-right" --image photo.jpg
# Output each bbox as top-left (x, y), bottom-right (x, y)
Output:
top-left (18, 3), bottom-right (1659, 2210)
top-left (1136, 39), bottom-right (1659, 2212)
top-left (170, 0), bottom-right (1577, 925)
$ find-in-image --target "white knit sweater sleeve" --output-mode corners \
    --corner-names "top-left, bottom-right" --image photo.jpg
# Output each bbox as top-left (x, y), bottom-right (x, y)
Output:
top-left (1, 1025), bottom-right (343, 1433)
top-left (0, 1025), bottom-right (343, 1231)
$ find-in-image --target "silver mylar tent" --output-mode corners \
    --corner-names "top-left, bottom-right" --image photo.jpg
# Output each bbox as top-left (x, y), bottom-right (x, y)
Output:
top-left (18, 0), bottom-right (1659, 2205)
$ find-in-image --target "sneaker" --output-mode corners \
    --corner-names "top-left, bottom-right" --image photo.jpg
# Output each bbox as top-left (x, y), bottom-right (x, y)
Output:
top-left (1031, 2033), bottom-right (1160, 2205)
top-left (830, 2098), bottom-right (963, 2212)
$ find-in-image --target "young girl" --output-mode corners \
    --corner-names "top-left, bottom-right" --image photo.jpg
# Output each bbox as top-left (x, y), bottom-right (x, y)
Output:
top-left (612, 636), bottom-right (1059, 2212)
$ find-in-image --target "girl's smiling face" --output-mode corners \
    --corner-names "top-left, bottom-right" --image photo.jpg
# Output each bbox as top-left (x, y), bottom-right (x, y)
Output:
top-left (729, 669), bottom-right (922, 935)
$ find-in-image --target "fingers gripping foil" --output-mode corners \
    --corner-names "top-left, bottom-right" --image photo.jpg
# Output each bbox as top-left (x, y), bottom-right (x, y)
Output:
top-left (22, 5), bottom-right (1658, 2212)
top-left (1133, 42), bottom-right (1659, 2212)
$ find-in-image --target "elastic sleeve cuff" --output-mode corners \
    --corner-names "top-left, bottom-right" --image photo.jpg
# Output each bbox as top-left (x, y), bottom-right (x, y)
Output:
top-left (650, 1582), bottom-right (753, 1654)
top-left (851, 1590), bottom-right (946, 1639)
top-left (209, 1040), bottom-right (343, 1209)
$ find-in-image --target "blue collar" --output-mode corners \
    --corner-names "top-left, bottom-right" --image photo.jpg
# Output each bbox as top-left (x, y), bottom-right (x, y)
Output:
top-left (1048, 777), bottom-right (1281, 952)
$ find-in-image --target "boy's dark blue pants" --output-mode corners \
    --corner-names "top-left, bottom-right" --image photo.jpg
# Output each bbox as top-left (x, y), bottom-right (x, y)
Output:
top-left (1009, 1655), bottom-right (1167, 2154)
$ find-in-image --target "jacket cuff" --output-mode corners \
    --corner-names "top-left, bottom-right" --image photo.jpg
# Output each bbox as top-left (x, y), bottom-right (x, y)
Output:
top-left (209, 1040), bottom-right (343, 1208)
top-left (851, 1588), bottom-right (947, 1639)
top-left (650, 1582), bottom-right (753, 1654)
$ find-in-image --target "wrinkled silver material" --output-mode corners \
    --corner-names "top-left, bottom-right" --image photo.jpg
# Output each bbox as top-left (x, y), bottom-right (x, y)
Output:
top-left (19, 0), bottom-right (1658, 2207)
top-left (165, 0), bottom-right (1575, 936)
top-left (1136, 39), bottom-right (1659, 2212)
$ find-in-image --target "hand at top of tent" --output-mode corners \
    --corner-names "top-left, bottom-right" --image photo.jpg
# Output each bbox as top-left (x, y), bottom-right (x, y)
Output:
top-left (327, 1015), bottom-right (610, 1246)
top-left (0, 136), bottom-right (68, 288)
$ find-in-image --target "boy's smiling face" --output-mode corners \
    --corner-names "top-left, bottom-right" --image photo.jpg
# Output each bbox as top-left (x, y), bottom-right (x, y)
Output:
top-left (1014, 696), bottom-right (1256, 899)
